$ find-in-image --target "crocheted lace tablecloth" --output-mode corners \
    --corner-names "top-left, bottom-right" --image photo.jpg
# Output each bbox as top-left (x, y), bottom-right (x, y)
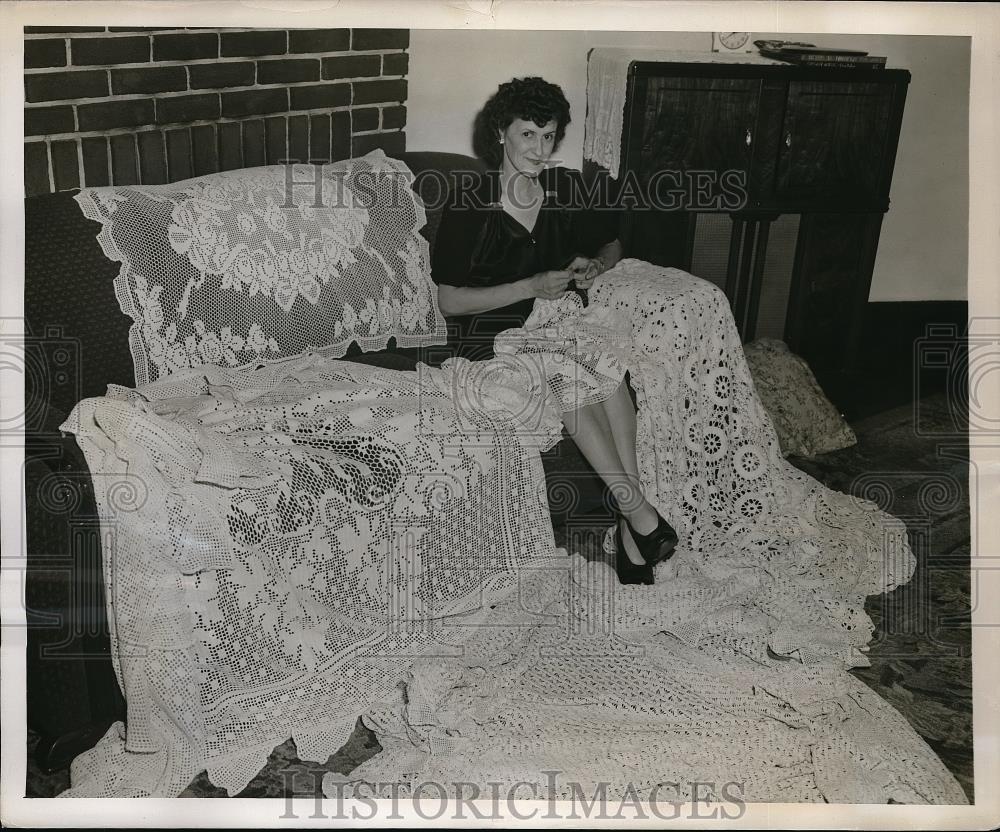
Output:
top-left (60, 261), bottom-right (967, 804)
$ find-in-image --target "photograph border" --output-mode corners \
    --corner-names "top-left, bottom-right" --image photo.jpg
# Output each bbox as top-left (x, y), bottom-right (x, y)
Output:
top-left (2, 1), bottom-right (998, 828)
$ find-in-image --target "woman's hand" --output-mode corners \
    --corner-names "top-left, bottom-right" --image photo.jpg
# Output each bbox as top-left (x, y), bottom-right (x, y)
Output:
top-left (528, 269), bottom-right (574, 300)
top-left (565, 255), bottom-right (607, 290)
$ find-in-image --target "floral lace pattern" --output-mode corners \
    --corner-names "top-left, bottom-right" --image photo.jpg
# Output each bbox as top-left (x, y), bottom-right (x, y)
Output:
top-left (62, 352), bottom-right (564, 796)
top-left (60, 262), bottom-right (966, 803)
top-left (74, 151), bottom-right (447, 386)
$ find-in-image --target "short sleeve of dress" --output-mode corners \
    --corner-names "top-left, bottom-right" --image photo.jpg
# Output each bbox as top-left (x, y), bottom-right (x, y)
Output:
top-left (573, 204), bottom-right (620, 257)
top-left (430, 189), bottom-right (487, 288)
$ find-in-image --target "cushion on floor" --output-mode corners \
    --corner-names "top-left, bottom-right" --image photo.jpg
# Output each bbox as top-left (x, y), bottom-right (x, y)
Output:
top-left (744, 338), bottom-right (858, 458)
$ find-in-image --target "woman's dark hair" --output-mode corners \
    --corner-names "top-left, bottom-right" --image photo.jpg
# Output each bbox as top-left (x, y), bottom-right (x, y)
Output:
top-left (472, 76), bottom-right (571, 168)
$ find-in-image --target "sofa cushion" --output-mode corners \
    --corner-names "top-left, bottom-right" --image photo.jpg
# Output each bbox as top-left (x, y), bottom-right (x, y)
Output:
top-left (397, 151), bottom-right (487, 252)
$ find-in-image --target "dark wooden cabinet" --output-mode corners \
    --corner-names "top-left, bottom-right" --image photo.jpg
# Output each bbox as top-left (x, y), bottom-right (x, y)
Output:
top-left (586, 59), bottom-right (910, 394)
top-left (638, 77), bottom-right (761, 194)
top-left (773, 80), bottom-right (899, 208)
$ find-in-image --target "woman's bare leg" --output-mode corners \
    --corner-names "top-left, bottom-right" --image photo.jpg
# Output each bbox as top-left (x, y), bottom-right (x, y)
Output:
top-left (600, 379), bottom-right (640, 479)
top-left (600, 378), bottom-right (657, 536)
top-left (562, 401), bottom-right (654, 565)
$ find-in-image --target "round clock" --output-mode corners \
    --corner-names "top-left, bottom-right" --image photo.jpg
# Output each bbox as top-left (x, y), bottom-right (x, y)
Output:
top-left (719, 32), bottom-right (750, 50)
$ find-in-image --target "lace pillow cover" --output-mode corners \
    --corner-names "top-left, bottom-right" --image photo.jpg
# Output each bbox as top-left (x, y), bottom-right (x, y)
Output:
top-left (74, 150), bottom-right (447, 386)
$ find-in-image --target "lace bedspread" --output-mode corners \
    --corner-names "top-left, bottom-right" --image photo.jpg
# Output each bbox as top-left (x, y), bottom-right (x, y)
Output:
top-left (61, 261), bottom-right (966, 803)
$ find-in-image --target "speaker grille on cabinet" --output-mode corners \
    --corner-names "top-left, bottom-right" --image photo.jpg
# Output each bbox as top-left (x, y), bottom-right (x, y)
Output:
top-left (754, 214), bottom-right (799, 340)
top-left (687, 213), bottom-right (800, 341)
top-left (688, 214), bottom-right (732, 294)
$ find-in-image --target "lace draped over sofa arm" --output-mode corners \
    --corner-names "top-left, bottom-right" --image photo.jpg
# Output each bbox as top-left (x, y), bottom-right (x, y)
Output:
top-left (74, 150), bottom-right (448, 386)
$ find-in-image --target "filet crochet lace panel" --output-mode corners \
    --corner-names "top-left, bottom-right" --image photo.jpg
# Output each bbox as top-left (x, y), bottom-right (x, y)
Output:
top-left (74, 150), bottom-right (446, 386)
top-left (60, 260), bottom-right (966, 804)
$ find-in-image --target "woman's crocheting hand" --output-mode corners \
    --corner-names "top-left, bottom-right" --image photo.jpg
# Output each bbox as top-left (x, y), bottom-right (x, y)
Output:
top-left (565, 256), bottom-right (607, 289)
top-left (528, 269), bottom-right (574, 299)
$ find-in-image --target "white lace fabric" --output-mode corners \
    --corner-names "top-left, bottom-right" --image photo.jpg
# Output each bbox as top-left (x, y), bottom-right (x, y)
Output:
top-left (341, 263), bottom-right (965, 804)
top-left (74, 151), bottom-right (447, 386)
top-left (60, 261), bottom-right (966, 804)
top-left (62, 351), bottom-right (565, 797)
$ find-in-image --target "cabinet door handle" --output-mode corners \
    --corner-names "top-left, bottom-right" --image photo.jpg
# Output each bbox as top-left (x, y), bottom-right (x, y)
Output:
top-left (745, 128), bottom-right (752, 147)
top-left (784, 132), bottom-right (793, 148)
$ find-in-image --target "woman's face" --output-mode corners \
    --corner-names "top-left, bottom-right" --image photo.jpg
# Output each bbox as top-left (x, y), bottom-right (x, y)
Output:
top-left (500, 117), bottom-right (559, 178)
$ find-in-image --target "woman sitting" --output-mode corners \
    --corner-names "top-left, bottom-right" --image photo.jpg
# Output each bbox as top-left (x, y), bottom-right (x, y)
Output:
top-left (430, 76), bottom-right (677, 584)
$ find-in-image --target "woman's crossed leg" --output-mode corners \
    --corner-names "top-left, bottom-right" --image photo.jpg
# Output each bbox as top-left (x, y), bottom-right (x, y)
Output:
top-left (561, 378), bottom-right (658, 566)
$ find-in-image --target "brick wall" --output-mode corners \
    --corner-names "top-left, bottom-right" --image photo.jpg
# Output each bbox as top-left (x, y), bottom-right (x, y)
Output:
top-left (24, 26), bottom-right (409, 196)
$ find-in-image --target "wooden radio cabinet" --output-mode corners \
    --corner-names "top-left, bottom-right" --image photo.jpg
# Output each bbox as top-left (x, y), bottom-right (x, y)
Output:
top-left (584, 58), bottom-right (911, 390)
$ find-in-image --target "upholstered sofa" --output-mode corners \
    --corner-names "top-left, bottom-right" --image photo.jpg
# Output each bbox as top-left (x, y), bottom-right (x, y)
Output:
top-left (23, 150), bottom-right (612, 771)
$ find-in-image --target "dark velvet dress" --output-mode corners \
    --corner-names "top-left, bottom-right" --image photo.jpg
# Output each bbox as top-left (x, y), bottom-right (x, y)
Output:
top-left (431, 166), bottom-right (620, 362)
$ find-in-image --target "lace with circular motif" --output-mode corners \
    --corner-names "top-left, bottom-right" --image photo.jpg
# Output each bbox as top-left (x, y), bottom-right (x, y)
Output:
top-left (60, 261), bottom-right (965, 804)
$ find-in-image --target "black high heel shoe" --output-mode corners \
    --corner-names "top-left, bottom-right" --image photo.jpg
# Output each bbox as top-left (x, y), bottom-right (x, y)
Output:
top-left (614, 518), bottom-right (654, 586)
top-left (624, 510), bottom-right (678, 567)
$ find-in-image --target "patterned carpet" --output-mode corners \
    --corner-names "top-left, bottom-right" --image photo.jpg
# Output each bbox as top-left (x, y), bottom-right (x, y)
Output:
top-left (25, 391), bottom-right (972, 801)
